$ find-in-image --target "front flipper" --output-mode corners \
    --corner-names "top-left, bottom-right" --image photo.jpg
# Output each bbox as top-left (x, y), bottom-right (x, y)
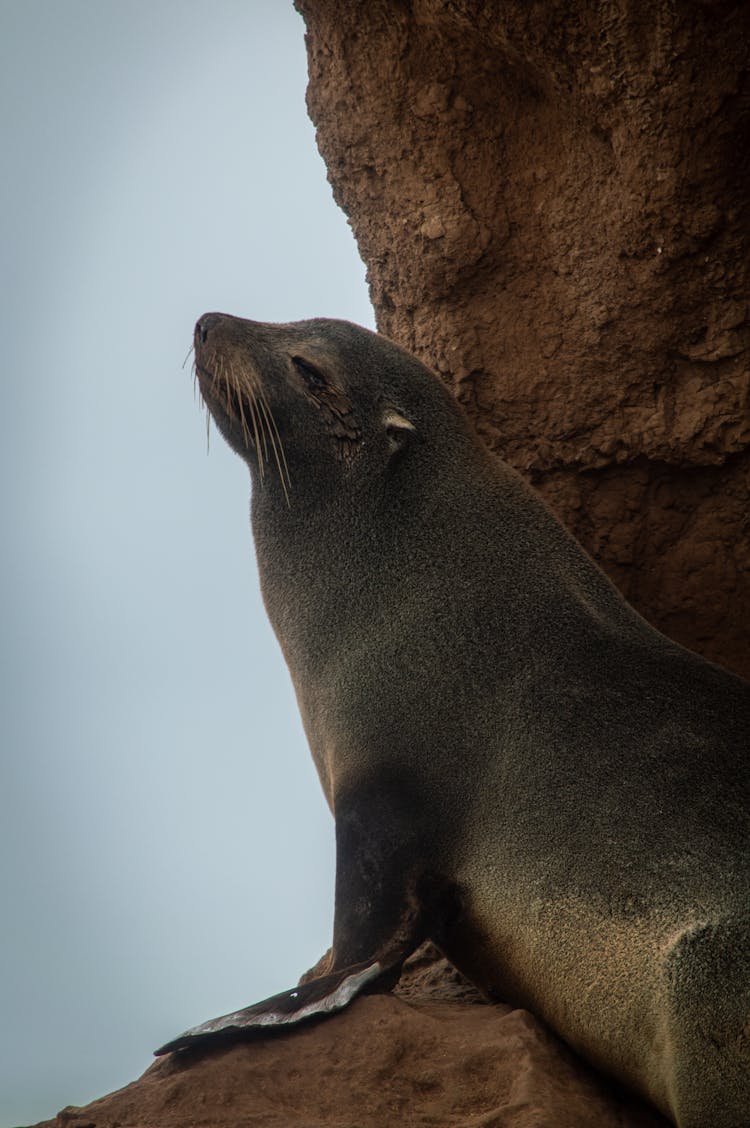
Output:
top-left (154, 956), bottom-right (392, 1054)
top-left (155, 776), bottom-right (460, 1057)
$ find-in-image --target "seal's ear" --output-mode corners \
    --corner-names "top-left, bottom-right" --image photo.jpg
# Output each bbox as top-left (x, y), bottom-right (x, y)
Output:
top-left (383, 408), bottom-right (417, 455)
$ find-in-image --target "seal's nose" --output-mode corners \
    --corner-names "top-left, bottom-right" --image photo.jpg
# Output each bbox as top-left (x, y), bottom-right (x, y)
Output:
top-left (195, 313), bottom-right (223, 345)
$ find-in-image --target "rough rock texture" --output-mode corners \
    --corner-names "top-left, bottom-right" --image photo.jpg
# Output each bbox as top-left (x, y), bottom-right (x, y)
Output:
top-left (31, 949), bottom-right (669, 1126)
top-left (296, 0), bottom-right (750, 679)
top-left (36, 990), bottom-right (667, 1128)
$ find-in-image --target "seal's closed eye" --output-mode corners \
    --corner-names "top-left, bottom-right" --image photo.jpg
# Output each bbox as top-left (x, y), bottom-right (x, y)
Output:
top-left (292, 355), bottom-right (327, 388)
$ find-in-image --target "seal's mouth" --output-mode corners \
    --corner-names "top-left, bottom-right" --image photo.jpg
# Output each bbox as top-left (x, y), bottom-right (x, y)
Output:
top-left (191, 349), bottom-right (291, 500)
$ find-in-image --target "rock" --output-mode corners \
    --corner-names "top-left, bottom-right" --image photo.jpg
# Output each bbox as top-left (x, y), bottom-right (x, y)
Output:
top-left (34, 990), bottom-right (667, 1128)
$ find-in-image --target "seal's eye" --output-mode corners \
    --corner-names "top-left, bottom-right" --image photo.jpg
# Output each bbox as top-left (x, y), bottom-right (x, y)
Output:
top-left (292, 355), bottom-right (327, 389)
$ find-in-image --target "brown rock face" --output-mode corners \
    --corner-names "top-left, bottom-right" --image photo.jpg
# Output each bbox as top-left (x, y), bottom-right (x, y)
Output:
top-left (296, 0), bottom-right (750, 678)
top-left (34, 950), bottom-right (666, 1127)
top-left (36, 994), bottom-right (667, 1128)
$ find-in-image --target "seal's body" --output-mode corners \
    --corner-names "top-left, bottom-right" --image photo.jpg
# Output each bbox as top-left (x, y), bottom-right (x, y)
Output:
top-left (159, 314), bottom-right (750, 1128)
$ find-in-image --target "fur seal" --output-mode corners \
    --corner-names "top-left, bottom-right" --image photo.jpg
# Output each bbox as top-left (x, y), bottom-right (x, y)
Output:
top-left (158, 312), bottom-right (750, 1128)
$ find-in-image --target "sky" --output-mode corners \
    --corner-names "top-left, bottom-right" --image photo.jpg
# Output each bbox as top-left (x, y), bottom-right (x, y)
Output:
top-left (0, 2), bottom-right (374, 1123)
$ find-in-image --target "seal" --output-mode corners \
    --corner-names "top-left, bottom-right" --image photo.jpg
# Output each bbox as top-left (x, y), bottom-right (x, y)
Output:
top-left (158, 312), bottom-right (750, 1128)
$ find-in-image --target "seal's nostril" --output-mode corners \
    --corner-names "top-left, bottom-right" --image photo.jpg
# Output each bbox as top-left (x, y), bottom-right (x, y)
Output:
top-left (196, 313), bottom-right (224, 345)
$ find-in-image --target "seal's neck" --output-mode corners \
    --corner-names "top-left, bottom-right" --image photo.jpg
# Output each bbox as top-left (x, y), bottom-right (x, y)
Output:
top-left (250, 446), bottom-right (654, 705)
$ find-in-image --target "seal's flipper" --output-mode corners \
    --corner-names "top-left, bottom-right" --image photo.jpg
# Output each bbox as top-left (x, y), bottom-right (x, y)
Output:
top-left (155, 784), bottom-right (461, 1057)
top-left (155, 954), bottom-right (401, 1055)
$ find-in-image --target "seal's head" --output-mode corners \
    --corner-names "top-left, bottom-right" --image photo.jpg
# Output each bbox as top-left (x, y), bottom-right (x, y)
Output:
top-left (193, 313), bottom-right (479, 506)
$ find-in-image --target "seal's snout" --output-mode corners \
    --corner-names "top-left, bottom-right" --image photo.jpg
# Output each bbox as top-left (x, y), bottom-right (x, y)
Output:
top-left (195, 313), bottom-right (224, 347)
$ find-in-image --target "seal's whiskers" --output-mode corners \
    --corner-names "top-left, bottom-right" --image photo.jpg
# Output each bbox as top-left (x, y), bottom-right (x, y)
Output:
top-left (258, 392), bottom-right (291, 505)
top-left (231, 360), bottom-right (266, 483)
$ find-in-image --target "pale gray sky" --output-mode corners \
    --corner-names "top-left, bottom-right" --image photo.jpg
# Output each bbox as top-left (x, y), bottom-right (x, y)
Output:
top-left (1, 2), bottom-right (373, 1123)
